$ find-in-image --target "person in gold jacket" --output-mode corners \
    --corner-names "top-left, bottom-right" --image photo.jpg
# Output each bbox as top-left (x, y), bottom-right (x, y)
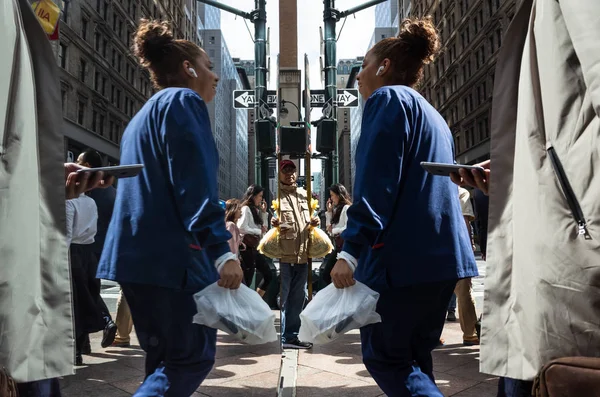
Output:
top-left (272, 160), bottom-right (319, 349)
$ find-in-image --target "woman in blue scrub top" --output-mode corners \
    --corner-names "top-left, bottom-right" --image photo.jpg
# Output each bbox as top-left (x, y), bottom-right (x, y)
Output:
top-left (330, 17), bottom-right (478, 397)
top-left (97, 20), bottom-right (243, 396)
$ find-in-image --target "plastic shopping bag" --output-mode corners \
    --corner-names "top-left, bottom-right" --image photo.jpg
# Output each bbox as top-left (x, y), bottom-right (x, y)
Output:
top-left (307, 226), bottom-right (334, 258)
top-left (258, 227), bottom-right (284, 259)
top-left (193, 282), bottom-right (277, 345)
top-left (298, 281), bottom-right (381, 345)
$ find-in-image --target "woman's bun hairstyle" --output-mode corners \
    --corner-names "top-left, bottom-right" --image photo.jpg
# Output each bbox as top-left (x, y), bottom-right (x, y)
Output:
top-left (397, 16), bottom-right (441, 65)
top-left (133, 19), bottom-right (174, 67)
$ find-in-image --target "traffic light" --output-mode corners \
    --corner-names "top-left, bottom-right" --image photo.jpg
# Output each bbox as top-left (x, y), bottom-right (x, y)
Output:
top-left (280, 125), bottom-right (307, 155)
top-left (317, 118), bottom-right (336, 153)
top-left (256, 119), bottom-right (276, 154)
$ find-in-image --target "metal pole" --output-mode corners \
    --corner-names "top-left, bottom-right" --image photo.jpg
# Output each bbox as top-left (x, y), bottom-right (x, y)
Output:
top-left (196, 0), bottom-right (251, 19)
top-left (252, 0), bottom-right (268, 186)
top-left (323, 0), bottom-right (338, 186)
top-left (338, 0), bottom-right (387, 18)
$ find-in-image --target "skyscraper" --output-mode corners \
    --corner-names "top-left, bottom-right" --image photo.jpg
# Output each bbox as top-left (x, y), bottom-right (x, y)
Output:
top-left (410, 0), bottom-right (519, 164)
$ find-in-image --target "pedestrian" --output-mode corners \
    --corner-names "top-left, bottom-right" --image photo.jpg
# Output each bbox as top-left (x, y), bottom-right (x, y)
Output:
top-left (272, 160), bottom-right (320, 349)
top-left (1, 1), bottom-right (112, 394)
top-left (96, 20), bottom-right (243, 396)
top-left (66, 190), bottom-right (99, 366)
top-left (330, 17), bottom-right (478, 397)
top-left (76, 149), bottom-right (118, 353)
top-left (471, 188), bottom-right (489, 260)
top-left (450, 1), bottom-right (600, 396)
top-left (453, 187), bottom-right (479, 346)
top-left (238, 185), bottom-right (272, 296)
top-left (322, 184), bottom-right (352, 285)
top-left (225, 199), bottom-right (244, 256)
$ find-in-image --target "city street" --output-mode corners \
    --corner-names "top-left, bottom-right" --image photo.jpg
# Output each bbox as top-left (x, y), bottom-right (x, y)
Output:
top-left (62, 258), bottom-right (494, 396)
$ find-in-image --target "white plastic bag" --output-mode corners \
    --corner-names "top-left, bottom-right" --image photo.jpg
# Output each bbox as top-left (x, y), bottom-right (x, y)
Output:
top-left (298, 281), bottom-right (382, 345)
top-left (193, 282), bottom-right (277, 345)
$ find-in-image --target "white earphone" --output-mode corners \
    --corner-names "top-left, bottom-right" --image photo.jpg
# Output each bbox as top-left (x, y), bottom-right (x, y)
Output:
top-left (188, 68), bottom-right (198, 78)
top-left (376, 66), bottom-right (385, 76)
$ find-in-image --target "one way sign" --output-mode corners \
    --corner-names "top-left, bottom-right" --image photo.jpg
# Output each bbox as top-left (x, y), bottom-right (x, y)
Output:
top-left (303, 89), bottom-right (360, 108)
top-left (233, 90), bottom-right (278, 109)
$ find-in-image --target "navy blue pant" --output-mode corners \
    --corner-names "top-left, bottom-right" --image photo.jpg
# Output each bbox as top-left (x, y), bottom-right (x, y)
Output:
top-left (360, 280), bottom-right (457, 397)
top-left (122, 283), bottom-right (217, 397)
top-left (280, 263), bottom-right (308, 343)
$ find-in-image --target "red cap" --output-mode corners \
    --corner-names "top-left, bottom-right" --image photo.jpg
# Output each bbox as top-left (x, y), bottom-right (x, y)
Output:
top-left (280, 160), bottom-right (296, 170)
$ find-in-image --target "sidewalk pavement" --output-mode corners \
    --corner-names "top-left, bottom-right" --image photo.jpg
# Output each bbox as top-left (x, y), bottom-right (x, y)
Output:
top-left (59, 315), bottom-right (496, 396)
top-left (63, 259), bottom-right (491, 396)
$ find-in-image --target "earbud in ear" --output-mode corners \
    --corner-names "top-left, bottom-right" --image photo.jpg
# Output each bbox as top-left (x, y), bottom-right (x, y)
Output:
top-left (376, 66), bottom-right (385, 76)
top-left (188, 68), bottom-right (198, 78)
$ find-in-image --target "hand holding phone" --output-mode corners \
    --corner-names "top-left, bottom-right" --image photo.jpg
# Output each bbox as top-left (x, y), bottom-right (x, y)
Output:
top-left (77, 164), bottom-right (144, 179)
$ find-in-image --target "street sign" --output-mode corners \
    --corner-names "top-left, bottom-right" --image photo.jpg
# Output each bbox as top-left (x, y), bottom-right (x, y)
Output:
top-left (302, 89), bottom-right (359, 108)
top-left (233, 90), bottom-right (278, 109)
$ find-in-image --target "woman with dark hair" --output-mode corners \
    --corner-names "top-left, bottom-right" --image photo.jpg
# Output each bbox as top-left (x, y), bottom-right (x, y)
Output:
top-left (238, 185), bottom-right (273, 296)
top-left (329, 17), bottom-right (478, 395)
top-left (97, 19), bottom-right (243, 396)
top-left (321, 184), bottom-right (352, 285)
top-left (224, 199), bottom-right (243, 256)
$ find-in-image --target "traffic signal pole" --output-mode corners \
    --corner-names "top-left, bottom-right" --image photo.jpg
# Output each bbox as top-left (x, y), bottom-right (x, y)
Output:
top-left (197, 0), bottom-right (269, 187)
top-left (322, 0), bottom-right (386, 189)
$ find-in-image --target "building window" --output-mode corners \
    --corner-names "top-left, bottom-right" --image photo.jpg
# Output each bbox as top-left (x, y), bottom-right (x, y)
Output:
top-left (81, 17), bottom-right (88, 40)
top-left (483, 117), bottom-right (490, 138)
top-left (103, 2), bottom-right (109, 20)
top-left (118, 20), bottom-right (123, 39)
top-left (102, 77), bottom-right (107, 96)
top-left (79, 58), bottom-right (87, 82)
top-left (95, 32), bottom-right (101, 51)
top-left (92, 109), bottom-right (98, 131)
top-left (117, 54), bottom-right (122, 73)
top-left (112, 49), bottom-right (116, 67)
top-left (60, 0), bottom-right (69, 22)
top-left (77, 99), bottom-right (86, 125)
top-left (96, 0), bottom-right (102, 13)
top-left (111, 84), bottom-right (115, 102)
top-left (209, 36), bottom-right (215, 44)
top-left (61, 89), bottom-right (66, 110)
top-left (58, 43), bottom-right (67, 69)
top-left (94, 71), bottom-right (100, 91)
top-left (116, 89), bottom-right (121, 108)
top-left (496, 29), bottom-right (503, 48)
top-left (102, 39), bottom-right (108, 58)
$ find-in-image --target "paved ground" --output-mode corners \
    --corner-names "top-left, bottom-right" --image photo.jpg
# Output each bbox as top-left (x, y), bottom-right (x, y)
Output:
top-left (62, 259), bottom-right (492, 396)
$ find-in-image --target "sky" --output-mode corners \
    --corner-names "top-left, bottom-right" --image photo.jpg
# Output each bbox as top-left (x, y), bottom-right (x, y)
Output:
top-left (219, 0), bottom-right (377, 173)
top-left (220, 0), bottom-right (375, 89)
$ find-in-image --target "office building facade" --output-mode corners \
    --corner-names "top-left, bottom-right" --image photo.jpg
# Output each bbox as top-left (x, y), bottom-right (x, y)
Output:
top-left (411, 0), bottom-right (519, 164)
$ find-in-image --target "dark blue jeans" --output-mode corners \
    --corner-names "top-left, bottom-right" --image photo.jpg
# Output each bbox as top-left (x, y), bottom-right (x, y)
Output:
top-left (360, 280), bottom-right (457, 397)
top-left (447, 293), bottom-right (457, 312)
top-left (17, 378), bottom-right (61, 396)
top-left (122, 283), bottom-right (217, 397)
top-left (497, 377), bottom-right (534, 397)
top-left (280, 263), bottom-right (308, 343)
